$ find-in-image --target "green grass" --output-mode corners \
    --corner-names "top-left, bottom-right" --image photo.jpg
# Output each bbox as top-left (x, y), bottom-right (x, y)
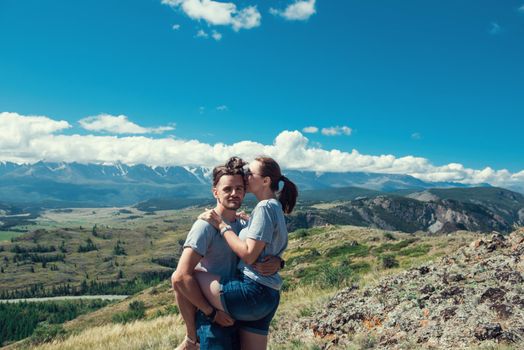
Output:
top-left (0, 231), bottom-right (24, 241)
top-left (371, 238), bottom-right (419, 255)
top-left (398, 243), bottom-right (432, 257)
top-left (325, 242), bottom-right (370, 258)
top-left (289, 226), bottom-right (331, 239)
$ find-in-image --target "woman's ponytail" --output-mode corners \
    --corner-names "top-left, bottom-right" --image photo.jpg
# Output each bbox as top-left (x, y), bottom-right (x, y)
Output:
top-left (255, 156), bottom-right (298, 214)
top-left (278, 175), bottom-right (298, 214)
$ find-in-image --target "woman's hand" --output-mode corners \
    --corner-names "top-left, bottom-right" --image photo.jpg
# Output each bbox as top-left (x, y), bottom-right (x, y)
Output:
top-left (198, 209), bottom-right (224, 230)
top-left (197, 208), bottom-right (213, 222)
top-left (236, 210), bottom-right (250, 221)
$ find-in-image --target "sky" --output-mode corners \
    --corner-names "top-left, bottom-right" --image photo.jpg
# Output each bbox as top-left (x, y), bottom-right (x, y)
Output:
top-left (1, 0), bottom-right (524, 189)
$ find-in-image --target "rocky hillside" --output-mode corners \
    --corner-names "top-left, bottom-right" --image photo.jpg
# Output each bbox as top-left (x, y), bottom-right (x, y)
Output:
top-left (302, 229), bottom-right (524, 349)
top-left (289, 193), bottom-right (523, 234)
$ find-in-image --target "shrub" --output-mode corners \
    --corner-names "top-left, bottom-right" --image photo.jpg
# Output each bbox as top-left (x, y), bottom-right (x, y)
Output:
top-left (112, 301), bottom-right (146, 324)
top-left (381, 255), bottom-right (399, 269)
top-left (383, 232), bottom-right (396, 240)
top-left (318, 261), bottom-right (354, 287)
top-left (154, 304), bottom-right (179, 318)
top-left (30, 322), bottom-right (66, 344)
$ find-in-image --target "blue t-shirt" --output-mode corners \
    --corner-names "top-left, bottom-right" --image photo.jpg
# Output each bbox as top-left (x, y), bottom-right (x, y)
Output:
top-left (184, 219), bottom-right (244, 278)
top-left (237, 199), bottom-right (288, 290)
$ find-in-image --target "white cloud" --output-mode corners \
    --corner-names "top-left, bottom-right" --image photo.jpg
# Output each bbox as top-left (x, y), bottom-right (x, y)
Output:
top-left (79, 114), bottom-right (175, 134)
top-left (231, 6), bottom-right (261, 31)
top-left (489, 22), bottom-right (501, 35)
top-left (0, 112), bottom-right (71, 150)
top-left (518, 5), bottom-right (524, 13)
top-left (411, 132), bottom-right (422, 140)
top-left (270, 0), bottom-right (316, 21)
top-left (162, 0), bottom-right (261, 31)
top-left (196, 29), bottom-right (209, 38)
top-left (2, 112), bottom-right (524, 191)
top-left (216, 105), bottom-right (228, 111)
top-left (302, 126), bottom-right (318, 133)
top-left (172, 24), bottom-right (181, 30)
top-left (211, 30), bottom-right (222, 40)
top-left (321, 126), bottom-right (352, 136)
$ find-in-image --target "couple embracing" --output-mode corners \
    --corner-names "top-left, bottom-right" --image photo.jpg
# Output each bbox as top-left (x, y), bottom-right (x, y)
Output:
top-left (171, 156), bottom-right (298, 350)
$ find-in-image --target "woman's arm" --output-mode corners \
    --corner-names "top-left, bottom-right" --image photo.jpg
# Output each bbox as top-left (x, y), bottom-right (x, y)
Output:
top-left (222, 227), bottom-right (265, 265)
top-left (208, 210), bottom-right (266, 265)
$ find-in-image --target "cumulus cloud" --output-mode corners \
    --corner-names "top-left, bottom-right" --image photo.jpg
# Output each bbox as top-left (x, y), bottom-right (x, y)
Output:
top-left (216, 105), bottom-right (228, 111)
top-left (211, 30), bottom-right (222, 40)
top-left (172, 24), bottom-right (181, 30)
top-left (0, 111), bottom-right (70, 156)
top-left (321, 126), bottom-right (352, 136)
top-left (270, 0), bottom-right (316, 21)
top-left (196, 29), bottom-right (209, 38)
top-left (302, 126), bottom-right (319, 134)
top-left (162, 0), bottom-right (261, 31)
top-left (2, 112), bottom-right (524, 191)
top-left (79, 114), bottom-right (175, 134)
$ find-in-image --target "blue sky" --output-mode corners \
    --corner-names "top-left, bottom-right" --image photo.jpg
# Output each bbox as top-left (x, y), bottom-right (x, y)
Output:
top-left (1, 0), bottom-right (523, 189)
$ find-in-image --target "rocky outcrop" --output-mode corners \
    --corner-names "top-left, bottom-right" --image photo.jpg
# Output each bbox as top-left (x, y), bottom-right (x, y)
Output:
top-left (304, 230), bottom-right (524, 349)
top-left (288, 196), bottom-right (520, 234)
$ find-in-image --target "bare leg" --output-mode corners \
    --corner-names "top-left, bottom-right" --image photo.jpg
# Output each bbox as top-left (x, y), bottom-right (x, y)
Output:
top-left (194, 270), bottom-right (225, 311)
top-left (174, 288), bottom-right (197, 342)
top-left (239, 330), bottom-right (267, 350)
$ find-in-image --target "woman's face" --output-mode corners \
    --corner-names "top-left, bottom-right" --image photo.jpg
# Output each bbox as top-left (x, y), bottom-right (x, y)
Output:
top-left (246, 160), bottom-right (265, 194)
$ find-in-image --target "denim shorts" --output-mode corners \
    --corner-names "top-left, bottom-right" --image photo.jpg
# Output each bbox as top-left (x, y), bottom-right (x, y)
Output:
top-left (219, 274), bottom-right (280, 336)
top-left (196, 310), bottom-right (240, 350)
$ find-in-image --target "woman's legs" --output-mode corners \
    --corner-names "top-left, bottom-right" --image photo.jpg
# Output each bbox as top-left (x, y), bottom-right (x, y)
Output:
top-left (239, 330), bottom-right (267, 350)
top-left (194, 270), bottom-right (225, 311)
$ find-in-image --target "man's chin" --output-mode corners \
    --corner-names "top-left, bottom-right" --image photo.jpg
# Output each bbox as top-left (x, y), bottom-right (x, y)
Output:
top-left (224, 203), bottom-right (242, 210)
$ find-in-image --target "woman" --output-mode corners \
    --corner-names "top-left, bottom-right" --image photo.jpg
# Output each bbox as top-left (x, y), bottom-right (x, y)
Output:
top-left (196, 156), bottom-right (298, 350)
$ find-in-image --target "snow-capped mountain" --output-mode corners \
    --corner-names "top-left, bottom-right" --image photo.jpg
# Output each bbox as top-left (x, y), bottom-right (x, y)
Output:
top-left (0, 161), bottom-right (491, 207)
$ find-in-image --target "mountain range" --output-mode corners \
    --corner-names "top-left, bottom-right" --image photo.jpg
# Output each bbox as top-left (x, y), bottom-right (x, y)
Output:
top-left (0, 161), bottom-right (493, 208)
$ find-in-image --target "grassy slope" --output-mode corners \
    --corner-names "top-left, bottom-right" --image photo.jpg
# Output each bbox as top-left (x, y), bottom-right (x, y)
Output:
top-left (0, 231), bottom-right (24, 242)
top-left (0, 207), bottom-right (200, 292)
top-left (5, 225), bottom-right (490, 350)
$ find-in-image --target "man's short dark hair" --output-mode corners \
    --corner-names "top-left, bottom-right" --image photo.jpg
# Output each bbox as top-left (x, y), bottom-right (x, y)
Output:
top-left (212, 157), bottom-right (247, 187)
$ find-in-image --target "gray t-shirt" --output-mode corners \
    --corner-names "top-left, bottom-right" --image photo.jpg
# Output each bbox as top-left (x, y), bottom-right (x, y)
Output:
top-left (238, 199), bottom-right (288, 290)
top-left (183, 219), bottom-right (244, 278)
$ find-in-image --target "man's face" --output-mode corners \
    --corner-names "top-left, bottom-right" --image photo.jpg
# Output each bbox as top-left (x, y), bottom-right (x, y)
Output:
top-left (213, 174), bottom-right (245, 210)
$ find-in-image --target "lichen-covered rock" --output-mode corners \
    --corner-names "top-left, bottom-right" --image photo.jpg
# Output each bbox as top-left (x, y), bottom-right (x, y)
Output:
top-left (303, 230), bottom-right (524, 349)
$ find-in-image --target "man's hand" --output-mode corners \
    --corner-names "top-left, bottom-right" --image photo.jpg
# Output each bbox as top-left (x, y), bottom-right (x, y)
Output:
top-left (252, 256), bottom-right (282, 276)
top-left (213, 310), bottom-right (235, 327)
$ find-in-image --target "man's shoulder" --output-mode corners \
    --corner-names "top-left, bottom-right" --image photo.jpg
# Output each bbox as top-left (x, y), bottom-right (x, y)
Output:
top-left (190, 219), bottom-right (218, 235)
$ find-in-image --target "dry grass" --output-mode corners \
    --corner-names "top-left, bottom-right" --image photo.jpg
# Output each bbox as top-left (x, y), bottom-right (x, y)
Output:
top-left (28, 315), bottom-right (185, 350)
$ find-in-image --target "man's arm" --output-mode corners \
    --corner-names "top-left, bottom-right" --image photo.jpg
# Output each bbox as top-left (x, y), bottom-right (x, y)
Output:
top-left (252, 255), bottom-right (283, 276)
top-left (172, 247), bottom-right (233, 326)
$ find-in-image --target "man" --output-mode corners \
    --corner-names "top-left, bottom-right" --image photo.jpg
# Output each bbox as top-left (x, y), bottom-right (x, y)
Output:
top-left (172, 157), bottom-right (281, 350)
